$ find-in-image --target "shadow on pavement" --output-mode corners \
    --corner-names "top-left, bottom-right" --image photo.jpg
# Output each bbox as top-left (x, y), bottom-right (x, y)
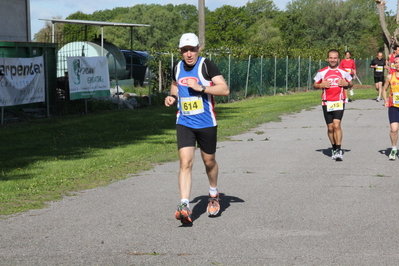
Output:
top-left (378, 148), bottom-right (391, 158)
top-left (189, 193), bottom-right (245, 222)
top-left (316, 148), bottom-right (351, 158)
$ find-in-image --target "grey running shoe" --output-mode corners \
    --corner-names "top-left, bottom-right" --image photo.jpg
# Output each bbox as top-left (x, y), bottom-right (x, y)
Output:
top-left (335, 150), bottom-right (343, 161)
top-left (331, 150), bottom-right (337, 160)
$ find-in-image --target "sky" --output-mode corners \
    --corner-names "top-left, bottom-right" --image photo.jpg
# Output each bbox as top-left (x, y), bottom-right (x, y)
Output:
top-left (30, 0), bottom-right (398, 40)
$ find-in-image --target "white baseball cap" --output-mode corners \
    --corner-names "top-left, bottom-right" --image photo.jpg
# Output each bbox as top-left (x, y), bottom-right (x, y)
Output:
top-left (179, 33), bottom-right (199, 48)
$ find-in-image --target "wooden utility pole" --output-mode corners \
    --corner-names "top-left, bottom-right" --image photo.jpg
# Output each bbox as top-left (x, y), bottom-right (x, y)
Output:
top-left (198, 0), bottom-right (205, 49)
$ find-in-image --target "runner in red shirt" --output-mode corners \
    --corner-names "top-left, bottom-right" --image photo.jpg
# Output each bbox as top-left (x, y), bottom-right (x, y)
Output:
top-left (314, 49), bottom-right (353, 161)
top-left (386, 45), bottom-right (399, 74)
top-left (339, 51), bottom-right (356, 101)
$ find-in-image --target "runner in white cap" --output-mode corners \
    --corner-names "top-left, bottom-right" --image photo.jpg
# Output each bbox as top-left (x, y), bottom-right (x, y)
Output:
top-left (165, 33), bottom-right (229, 224)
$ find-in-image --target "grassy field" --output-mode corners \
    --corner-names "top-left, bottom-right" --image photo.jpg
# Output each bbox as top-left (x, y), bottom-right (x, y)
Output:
top-left (0, 86), bottom-right (377, 216)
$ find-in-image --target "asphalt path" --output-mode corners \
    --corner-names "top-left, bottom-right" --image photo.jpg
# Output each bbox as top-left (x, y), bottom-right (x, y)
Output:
top-left (1, 98), bottom-right (399, 265)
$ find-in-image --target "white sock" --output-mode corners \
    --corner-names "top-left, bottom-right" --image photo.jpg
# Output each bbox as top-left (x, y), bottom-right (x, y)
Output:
top-left (392, 146), bottom-right (397, 151)
top-left (209, 186), bottom-right (218, 197)
top-left (181, 199), bottom-right (189, 208)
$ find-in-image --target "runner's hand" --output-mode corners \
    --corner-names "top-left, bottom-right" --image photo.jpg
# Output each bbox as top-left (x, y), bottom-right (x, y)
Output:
top-left (186, 78), bottom-right (200, 91)
top-left (338, 78), bottom-right (348, 87)
top-left (320, 80), bottom-right (331, 88)
top-left (165, 96), bottom-right (176, 107)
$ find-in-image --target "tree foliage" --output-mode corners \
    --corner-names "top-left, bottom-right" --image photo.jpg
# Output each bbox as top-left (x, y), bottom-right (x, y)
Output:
top-left (277, 0), bottom-right (382, 58)
top-left (206, 5), bottom-right (251, 47)
top-left (32, 0), bottom-right (389, 59)
top-left (63, 11), bottom-right (98, 43)
top-left (33, 16), bottom-right (64, 42)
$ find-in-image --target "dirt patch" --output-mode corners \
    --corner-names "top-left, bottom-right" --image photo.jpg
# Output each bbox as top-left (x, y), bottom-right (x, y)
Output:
top-left (353, 84), bottom-right (373, 89)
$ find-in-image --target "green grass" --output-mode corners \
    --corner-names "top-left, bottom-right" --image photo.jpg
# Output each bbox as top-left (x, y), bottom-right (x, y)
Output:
top-left (0, 87), bottom-right (377, 216)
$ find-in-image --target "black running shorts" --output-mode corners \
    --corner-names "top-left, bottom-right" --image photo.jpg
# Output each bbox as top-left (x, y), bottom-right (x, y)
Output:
top-left (322, 104), bottom-right (345, 125)
top-left (388, 106), bottom-right (399, 124)
top-left (176, 124), bottom-right (217, 154)
top-left (374, 76), bottom-right (384, 84)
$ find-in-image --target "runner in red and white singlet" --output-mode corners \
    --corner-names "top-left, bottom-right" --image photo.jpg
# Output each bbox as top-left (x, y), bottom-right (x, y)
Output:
top-left (387, 45), bottom-right (399, 75)
top-left (313, 49), bottom-right (353, 161)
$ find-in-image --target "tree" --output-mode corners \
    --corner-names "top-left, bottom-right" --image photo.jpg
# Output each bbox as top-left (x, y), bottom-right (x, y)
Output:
top-left (278, 0), bottom-right (381, 57)
top-left (244, 0), bottom-right (279, 20)
top-left (91, 7), bottom-right (130, 22)
top-left (276, 0), bottom-right (317, 49)
top-left (33, 16), bottom-right (64, 42)
top-left (101, 4), bottom-right (196, 50)
top-left (247, 18), bottom-right (282, 47)
top-left (63, 12), bottom-right (98, 43)
top-left (206, 6), bottom-right (251, 47)
top-left (174, 4), bottom-right (199, 33)
top-left (244, 0), bottom-right (282, 47)
top-left (32, 1), bottom-right (384, 60)
top-left (376, 0), bottom-right (399, 54)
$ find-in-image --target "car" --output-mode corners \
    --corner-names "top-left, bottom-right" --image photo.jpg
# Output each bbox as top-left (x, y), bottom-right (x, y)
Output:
top-left (121, 50), bottom-right (153, 86)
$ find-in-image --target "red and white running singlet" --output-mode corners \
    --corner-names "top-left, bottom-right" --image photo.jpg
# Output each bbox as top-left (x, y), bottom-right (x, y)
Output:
top-left (314, 67), bottom-right (352, 105)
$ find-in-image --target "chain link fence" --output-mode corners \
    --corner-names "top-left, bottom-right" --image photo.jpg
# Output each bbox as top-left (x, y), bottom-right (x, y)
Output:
top-left (157, 53), bottom-right (374, 103)
top-left (206, 55), bottom-right (373, 102)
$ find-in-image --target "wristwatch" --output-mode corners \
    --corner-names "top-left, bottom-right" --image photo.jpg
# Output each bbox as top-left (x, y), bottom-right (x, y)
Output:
top-left (201, 86), bottom-right (206, 94)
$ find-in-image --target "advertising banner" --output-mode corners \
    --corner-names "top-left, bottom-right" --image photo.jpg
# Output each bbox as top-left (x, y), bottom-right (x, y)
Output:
top-left (0, 56), bottom-right (45, 107)
top-left (67, 56), bottom-right (110, 100)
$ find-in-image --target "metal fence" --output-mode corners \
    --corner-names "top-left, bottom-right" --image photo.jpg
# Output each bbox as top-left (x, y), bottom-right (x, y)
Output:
top-left (205, 55), bottom-right (374, 102)
top-left (160, 54), bottom-right (374, 103)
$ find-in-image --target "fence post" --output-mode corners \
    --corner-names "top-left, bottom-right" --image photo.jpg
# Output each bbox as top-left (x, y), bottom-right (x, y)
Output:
top-left (113, 55), bottom-right (120, 109)
top-left (274, 56), bottom-right (277, 96)
top-left (307, 56), bottom-right (311, 91)
top-left (298, 56), bottom-right (301, 91)
top-left (44, 50), bottom-right (50, 117)
top-left (245, 55), bottom-right (251, 98)
top-left (260, 55), bottom-right (263, 96)
top-left (158, 60), bottom-right (162, 92)
top-left (1, 51), bottom-right (4, 125)
top-left (286, 56), bottom-right (288, 92)
top-left (171, 53), bottom-right (174, 77)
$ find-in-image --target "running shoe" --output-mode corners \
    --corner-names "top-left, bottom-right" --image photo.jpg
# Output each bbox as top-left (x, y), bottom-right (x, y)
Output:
top-left (389, 149), bottom-right (397, 161)
top-left (376, 97), bottom-right (380, 102)
top-left (335, 150), bottom-right (343, 161)
top-left (331, 149), bottom-right (337, 160)
top-left (175, 203), bottom-right (192, 224)
top-left (207, 193), bottom-right (220, 216)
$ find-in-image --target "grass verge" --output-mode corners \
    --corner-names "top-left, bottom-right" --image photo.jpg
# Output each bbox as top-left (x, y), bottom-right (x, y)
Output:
top-left (0, 86), bottom-right (377, 216)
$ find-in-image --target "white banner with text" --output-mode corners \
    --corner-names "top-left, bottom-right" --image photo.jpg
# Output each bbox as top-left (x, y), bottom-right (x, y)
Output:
top-left (67, 56), bottom-right (110, 100)
top-left (0, 56), bottom-right (45, 107)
